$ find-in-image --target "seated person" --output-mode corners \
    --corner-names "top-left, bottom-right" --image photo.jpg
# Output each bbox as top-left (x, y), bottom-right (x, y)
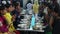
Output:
top-left (0, 4), bottom-right (8, 33)
top-left (4, 1), bottom-right (15, 32)
top-left (11, 1), bottom-right (24, 29)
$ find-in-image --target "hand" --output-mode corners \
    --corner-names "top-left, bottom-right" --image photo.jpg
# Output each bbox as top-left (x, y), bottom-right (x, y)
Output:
top-left (8, 31), bottom-right (16, 34)
top-left (0, 21), bottom-right (3, 27)
top-left (11, 15), bottom-right (16, 21)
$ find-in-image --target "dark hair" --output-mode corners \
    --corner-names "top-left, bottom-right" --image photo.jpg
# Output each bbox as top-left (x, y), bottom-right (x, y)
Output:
top-left (27, 0), bottom-right (32, 3)
top-left (12, 1), bottom-right (20, 8)
top-left (5, 1), bottom-right (12, 8)
top-left (48, 4), bottom-right (54, 11)
top-left (0, 4), bottom-right (5, 16)
top-left (0, 4), bottom-right (5, 10)
top-left (48, 3), bottom-right (60, 16)
top-left (42, 2), bottom-right (48, 6)
top-left (53, 5), bottom-right (60, 16)
top-left (5, 2), bottom-right (12, 8)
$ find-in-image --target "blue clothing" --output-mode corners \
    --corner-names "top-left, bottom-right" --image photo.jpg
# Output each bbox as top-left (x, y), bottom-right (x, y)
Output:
top-left (11, 10), bottom-right (20, 17)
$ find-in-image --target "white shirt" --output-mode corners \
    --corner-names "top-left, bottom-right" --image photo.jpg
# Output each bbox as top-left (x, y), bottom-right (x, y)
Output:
top-left (27, 3), bottom-right (33, 10)
top-left (57, 0), bottom-right (60, 6)
top-left (44, 7), bottom-right (48, 14)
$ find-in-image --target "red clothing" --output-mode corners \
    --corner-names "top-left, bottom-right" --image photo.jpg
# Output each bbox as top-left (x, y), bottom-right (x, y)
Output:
top-left (0, 16), bottom-right (8, 32)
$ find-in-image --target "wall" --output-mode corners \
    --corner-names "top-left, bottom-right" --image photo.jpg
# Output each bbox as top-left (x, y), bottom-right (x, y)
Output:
top-left (23, 0), bottom-right (28, 8)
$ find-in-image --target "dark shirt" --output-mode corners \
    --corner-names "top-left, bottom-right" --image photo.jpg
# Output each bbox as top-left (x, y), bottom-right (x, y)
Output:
top-left (52, 17), bottom-right (60, 34)
top-left (11, 10), bottom-right (24, 29)
top-left (11, 10), bottom-right (20, 17)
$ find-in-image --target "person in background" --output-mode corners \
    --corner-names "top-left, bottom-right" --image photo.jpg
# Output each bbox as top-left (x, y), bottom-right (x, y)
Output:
top-left (44, 3), bottom-right (53, 34)
top-left (11, 1), bottom-right (21, 17)
top-left (0, 4), bottom-right (8, 34)
top-left (43, 2), bottom-right (48, 15)
top-left (43, 2), bottom-right (51, 24)
top-left (33, 0), bottom-right (39, 14)
top-left (38, 4), bottom-right (45, 17)
top-left (33, 0), bottom-right (39, 20)
top-left (48, 3), bottom-right (60, 34)
top-left (26, 0), bottom-right (33, 14)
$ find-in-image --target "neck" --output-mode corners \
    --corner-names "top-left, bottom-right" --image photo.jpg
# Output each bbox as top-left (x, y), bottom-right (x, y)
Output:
top-left (0, 14), bottom-right (2, 16)
top-left (7, 11), bottom-right (10, 13)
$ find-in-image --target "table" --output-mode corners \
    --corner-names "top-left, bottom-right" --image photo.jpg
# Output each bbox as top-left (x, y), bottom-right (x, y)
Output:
top-left (17, 28), bottom-right (45, 34)
top-left (19, 31), bottom-right (45, 34)
top-left (18, 10), bottom-right (46, 34)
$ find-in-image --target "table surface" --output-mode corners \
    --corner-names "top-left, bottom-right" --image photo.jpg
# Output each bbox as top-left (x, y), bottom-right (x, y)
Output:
top-left (17, 28), bottom-right (44, 32)
top-left (18, 10), bottom-right (46, 33)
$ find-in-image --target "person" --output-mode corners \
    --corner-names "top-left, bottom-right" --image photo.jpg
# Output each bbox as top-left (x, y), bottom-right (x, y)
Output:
top-left (11, 1), bottom-right (24, 29)
top-left (33, 0), bottom-right (39, 20)
top-left (48, 3), bottom-right (60, 34)
top-left (4, 1), bottom-right (15, 32)
top-left (33, 0), bottom-right (39, 14)
top-left (11, 1), bottom-right (21, 17)
top-left (0, 4), bottom-right (8, 34)
top-left (44, 3), bottom-right (54, 34)
top-left (43, 2), bottom-right (48, 15)
top-left (26, 0), bottom-right (33, 14)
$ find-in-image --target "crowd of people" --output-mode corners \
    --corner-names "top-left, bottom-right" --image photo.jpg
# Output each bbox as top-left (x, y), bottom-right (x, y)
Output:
top-left (0, 0), bottom-right (60, 34)
top-left (0, 0), bottom-right (21, 34)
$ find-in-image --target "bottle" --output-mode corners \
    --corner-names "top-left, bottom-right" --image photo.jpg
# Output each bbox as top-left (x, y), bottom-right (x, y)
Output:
top-left (30, 14), bottom-right (35, 30)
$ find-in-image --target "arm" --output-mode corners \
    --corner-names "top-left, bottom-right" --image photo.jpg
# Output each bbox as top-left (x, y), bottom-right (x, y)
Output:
top-left (11, 14), bottom-right (16, 22)
top-left (49, 16), bottom-right (54, 29)
top-left (5, 16), bottom-right (12, 25)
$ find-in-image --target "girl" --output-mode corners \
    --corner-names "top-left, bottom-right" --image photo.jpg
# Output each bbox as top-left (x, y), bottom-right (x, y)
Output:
top-left (0, 4), bottom-right (8, 34)
top-left (4, 1), bottom-right (15, 33)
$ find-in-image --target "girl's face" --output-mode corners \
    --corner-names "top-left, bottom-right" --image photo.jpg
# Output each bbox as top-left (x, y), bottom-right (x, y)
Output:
top-left (7, 5), bottom-right (13, 12)
top-left (2, 8), bottom-right (7, 15)
top-left (3, 9), bottom-right (7, 14)
top-left (16, 3), bottom-right (21, 12)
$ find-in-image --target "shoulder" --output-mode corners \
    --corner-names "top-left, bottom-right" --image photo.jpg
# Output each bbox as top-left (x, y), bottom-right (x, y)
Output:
top-left (4, 13), bottom-right (12, 18)
top-left (0, 17), bottom-right (2, 20)
top-left (0, 16), bottom-right (4, 21)
top-left (11, 10), bottom-right (17, 15)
